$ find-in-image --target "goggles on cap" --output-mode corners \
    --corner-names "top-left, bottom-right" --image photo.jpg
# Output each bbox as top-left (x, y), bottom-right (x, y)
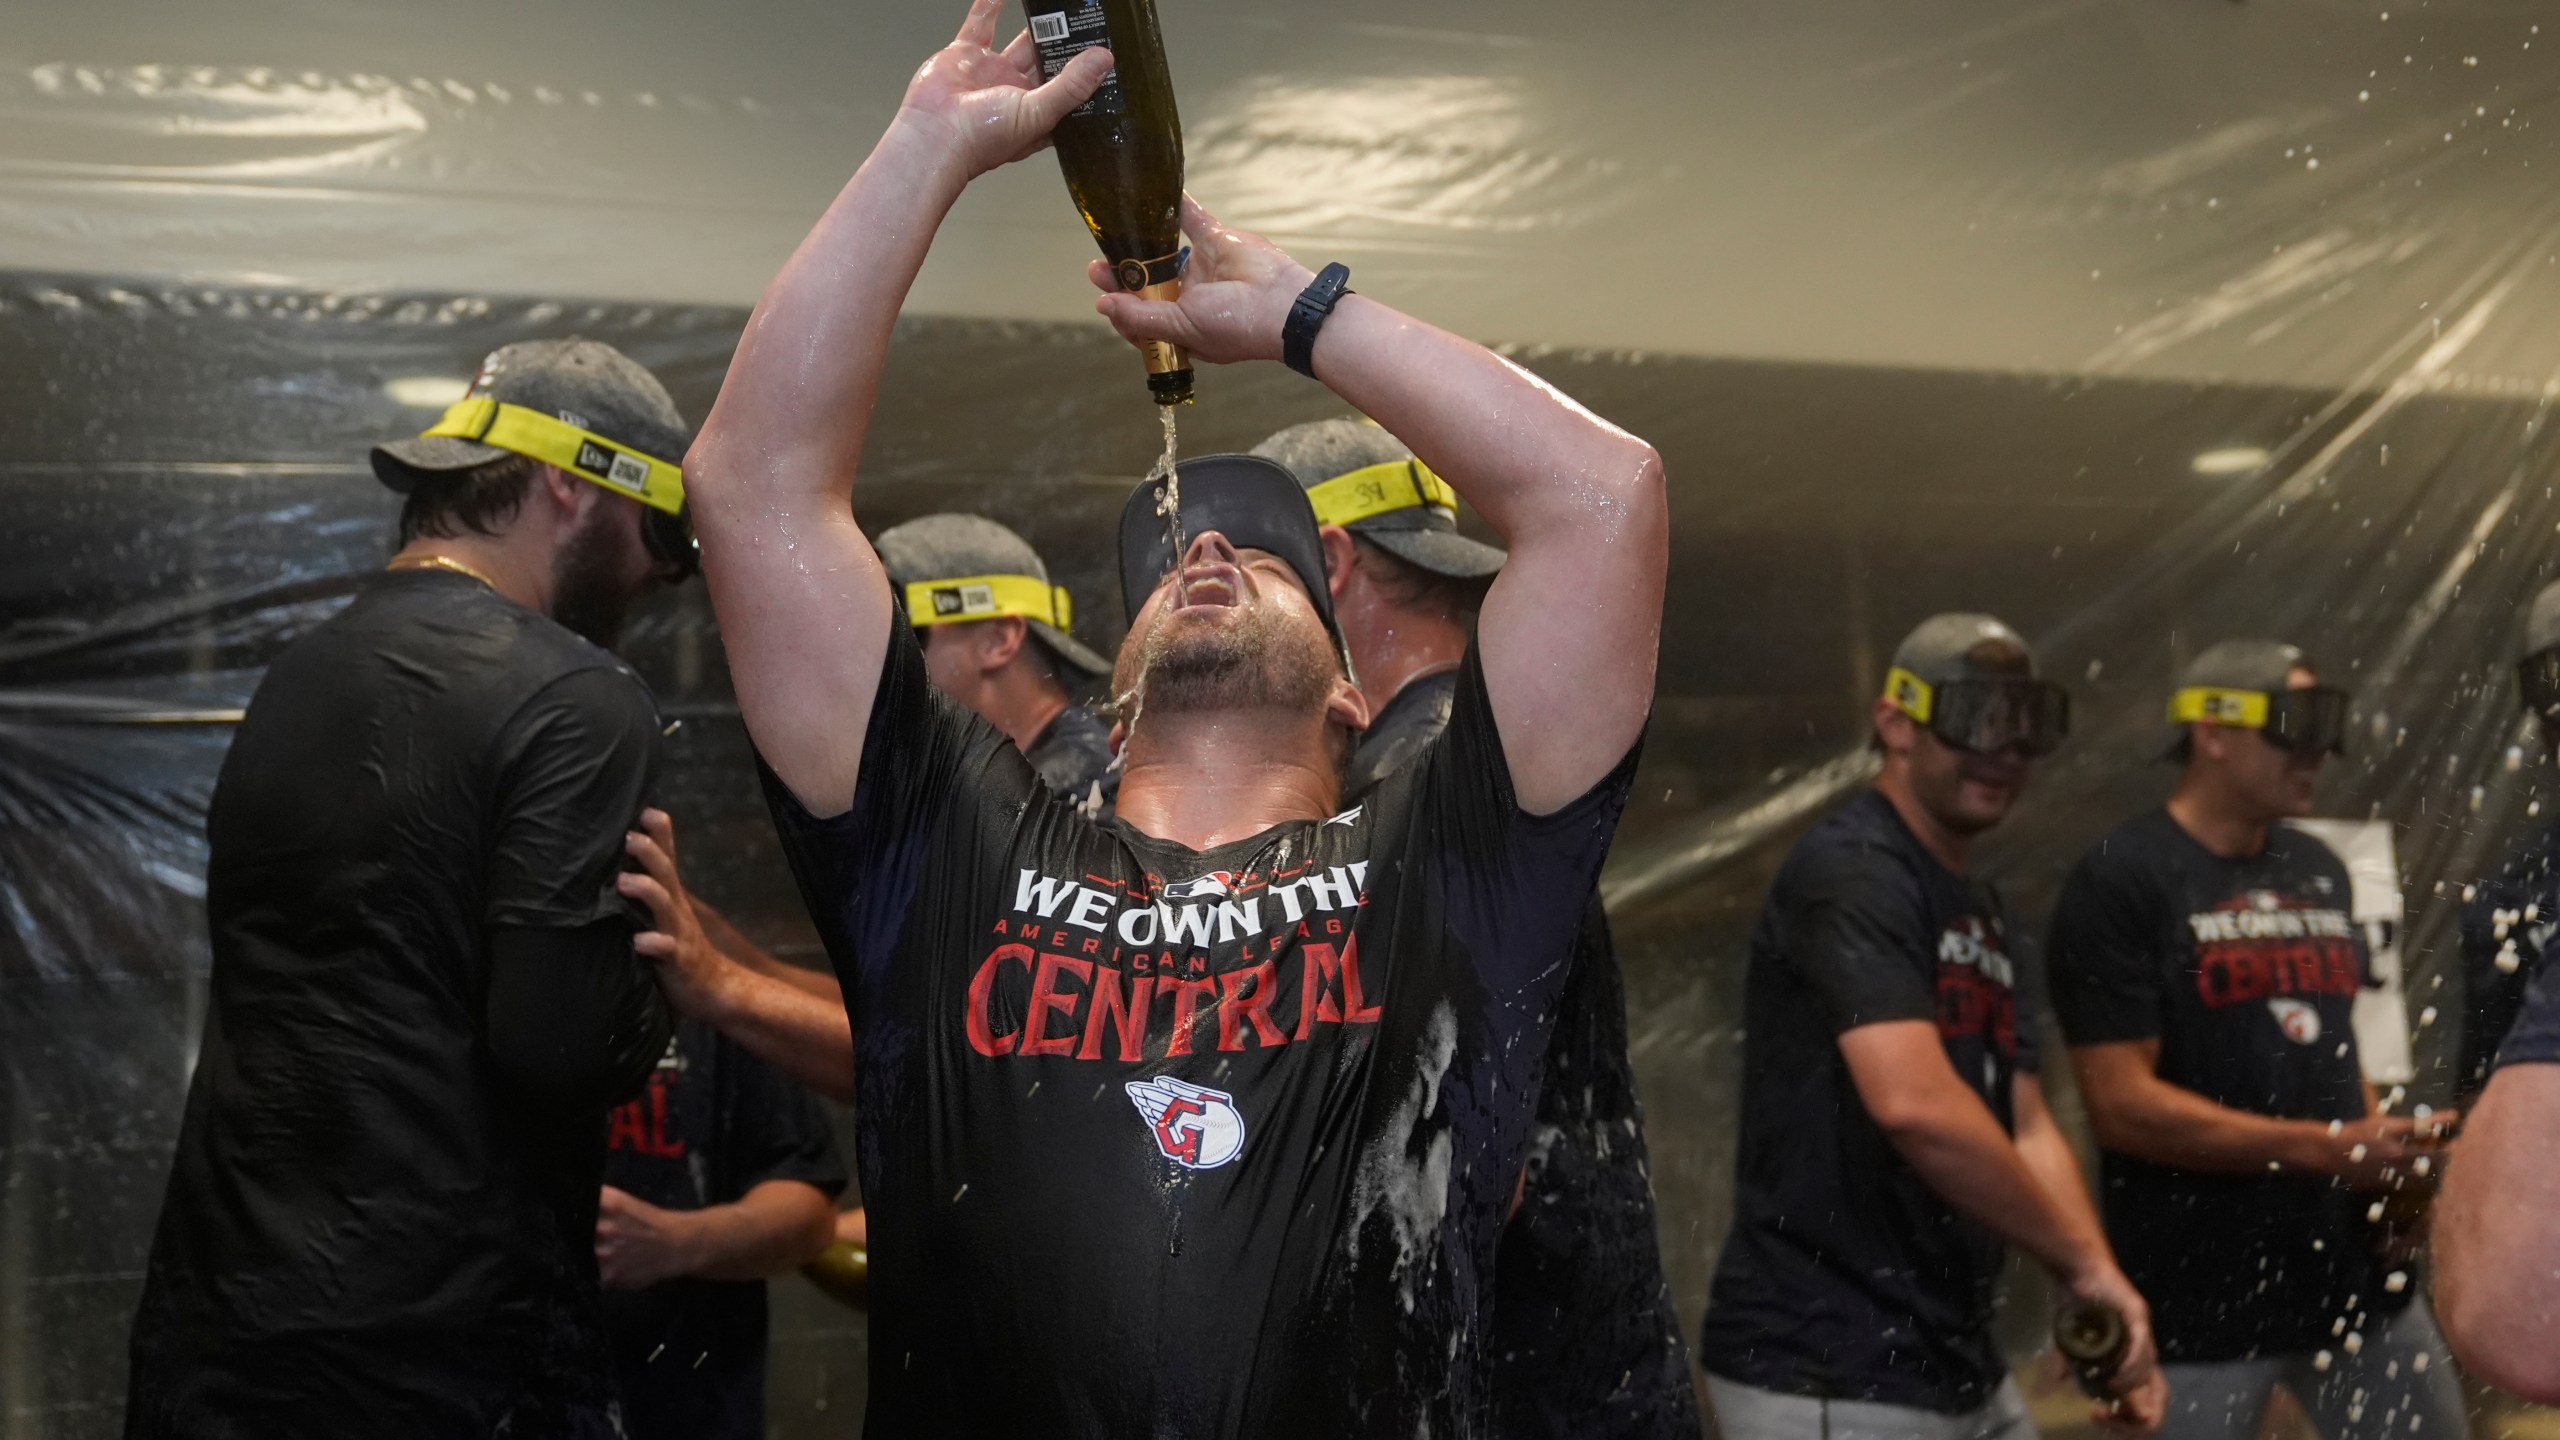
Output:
top-left (2167, 685), bottom-right (2351, 757)
top-left (903, 574), bottom-right (1074, 632)
top-left (1885, 667), bottom-right (2070, 757)
top-left (1305, 458), bottom-right (1459, 529)
top-left (2519, 645), bottom-right (2560, 723)
top-left (422, 395), bottom-right (698, 579)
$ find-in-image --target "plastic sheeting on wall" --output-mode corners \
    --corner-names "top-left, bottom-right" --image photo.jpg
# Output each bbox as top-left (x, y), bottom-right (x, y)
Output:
top-left (1, 0), bottom-right (2555, 387)
top-left (10, 265), bottom-right (2560, 1435)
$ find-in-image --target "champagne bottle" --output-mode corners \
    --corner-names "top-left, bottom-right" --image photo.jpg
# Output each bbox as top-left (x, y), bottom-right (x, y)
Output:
top-left (2054, 1298), bottom-right (2129, 1398)
top-left (1026, 0), bottom-right (1193, 405)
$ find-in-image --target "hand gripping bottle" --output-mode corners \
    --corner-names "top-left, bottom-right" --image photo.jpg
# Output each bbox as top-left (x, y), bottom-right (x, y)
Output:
top-left (1026, 0), bottom-right (1193, 404)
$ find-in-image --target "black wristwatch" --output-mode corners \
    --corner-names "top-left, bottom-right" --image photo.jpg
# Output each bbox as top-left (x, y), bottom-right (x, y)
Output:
top-left (1282, 263), bottom-right (1353, 379)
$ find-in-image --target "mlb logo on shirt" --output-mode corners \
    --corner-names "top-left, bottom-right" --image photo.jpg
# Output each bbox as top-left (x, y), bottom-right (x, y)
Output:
top-left (1160, 872), bottom-right (1234, 901)
top-left (1126, 1077), bottom-right (1247, 1170)
top-left (2268, 996), bottom-right (2323, 1045)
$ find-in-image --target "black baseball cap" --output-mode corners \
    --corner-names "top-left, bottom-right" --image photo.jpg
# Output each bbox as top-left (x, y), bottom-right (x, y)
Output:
top-left (1250, 418), bottom-right (1506, 580)
top-left (1117, 454), bottom-right (1350, 671)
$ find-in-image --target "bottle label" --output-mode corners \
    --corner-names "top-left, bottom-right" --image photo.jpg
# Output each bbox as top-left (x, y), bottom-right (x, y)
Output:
top-left (1029, 2), bottom-right (1125, 118)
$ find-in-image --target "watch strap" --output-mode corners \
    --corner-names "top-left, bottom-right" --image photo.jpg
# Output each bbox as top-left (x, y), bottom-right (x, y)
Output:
top-left (1282, 263), bottom-right (1353, 379)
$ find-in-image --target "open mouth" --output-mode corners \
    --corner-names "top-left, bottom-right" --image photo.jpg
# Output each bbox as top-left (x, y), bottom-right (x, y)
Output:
top-left (1174, 564), bottom-right (1242, 610)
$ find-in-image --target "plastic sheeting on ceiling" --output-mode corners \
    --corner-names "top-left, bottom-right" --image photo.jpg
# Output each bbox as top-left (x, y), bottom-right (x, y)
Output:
top-left (2, 0), bottom-right (2555, 388)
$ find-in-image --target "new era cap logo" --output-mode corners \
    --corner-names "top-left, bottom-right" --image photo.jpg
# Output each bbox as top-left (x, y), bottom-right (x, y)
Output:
top-left (1125, 1077), bottom-right (1246, 1170)
top-left (575, 440), bottom-right (649, 495)
top-left (930, 583), bottom-right (997, 618)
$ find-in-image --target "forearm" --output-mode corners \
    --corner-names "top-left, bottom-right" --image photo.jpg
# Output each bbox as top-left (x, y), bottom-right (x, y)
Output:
top-left (2437, 1064), bottom-right (2560, 1400)
top-left (691, 118), bottom-right (965, 515)
top-left (2087, 1071), bottom-right (2329, 1175)
top-left (696, 965), bottom-right (857, 1104)
top-left (698, 902), bottom-right (843, 1004)
top-left (680, 1180), bottom-right (841, 1283)
top-left (2014, 1090), bottom-right (2111, 1260)
top-left (1309, 296), bottom-right (1661, 546)
top-left (1884, 1104), bottom-right (2106, 1281)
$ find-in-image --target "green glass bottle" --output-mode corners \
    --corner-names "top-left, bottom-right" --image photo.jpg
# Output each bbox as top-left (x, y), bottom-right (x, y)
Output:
top-left (1026, 0), bottom-right (1192, 405)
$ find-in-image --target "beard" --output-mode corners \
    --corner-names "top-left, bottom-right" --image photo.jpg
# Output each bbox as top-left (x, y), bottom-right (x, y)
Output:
top-left (1121, 600), bottom-right (1338, 720)
top-left (550, 506), bottom-right (639, 648)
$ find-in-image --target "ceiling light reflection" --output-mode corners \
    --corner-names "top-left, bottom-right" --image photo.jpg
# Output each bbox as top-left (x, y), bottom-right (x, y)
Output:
top-left (2192, 446), bottom-right (2272, 477)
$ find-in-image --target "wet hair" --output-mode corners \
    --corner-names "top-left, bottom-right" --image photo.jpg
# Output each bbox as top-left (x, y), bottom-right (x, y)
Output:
top-left (1352, 535), bottom-right (1488, 622)
top-left (398, 453), bottom-right (544, 547)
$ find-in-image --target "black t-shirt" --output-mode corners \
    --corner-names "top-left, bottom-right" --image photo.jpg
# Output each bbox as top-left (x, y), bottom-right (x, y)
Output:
top-left (2047, 808), bottom-right (2393, 1362)
top-left (126, 569), bottom-right (662, 1437)
top-left (1699, 789), bottom-right (2039, 1413)
top-left (1349, 672), bottom-right (1698, 1439)
top-left (1025, 702), bottom-right (1118, 817)
top-left (760, 625), bottom-right (1638, 1438)
top-left (601, 1020), bottom-right (847, 1440)
top-left (2458, 819), bottom-right (2560, 1093)
top-left (2497, 939), bottom-right (2560, 1069)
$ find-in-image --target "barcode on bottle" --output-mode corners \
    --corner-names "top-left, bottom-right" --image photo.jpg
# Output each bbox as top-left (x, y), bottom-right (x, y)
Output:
top-left (1029, 11), bottom-right (1069, 42)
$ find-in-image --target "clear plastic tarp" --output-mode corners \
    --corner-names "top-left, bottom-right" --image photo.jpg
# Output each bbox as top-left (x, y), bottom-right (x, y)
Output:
top-left (4, 0), bottom-right (2557, 1435)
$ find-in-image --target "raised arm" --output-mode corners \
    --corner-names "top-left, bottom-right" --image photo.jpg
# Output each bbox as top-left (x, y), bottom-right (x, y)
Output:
top-left (1094, 201), bottom-right (1667, 815)
top-left (684, 0), bottom-right (1109, 817)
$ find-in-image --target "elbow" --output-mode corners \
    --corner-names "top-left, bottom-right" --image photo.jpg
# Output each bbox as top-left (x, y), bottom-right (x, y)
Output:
top-left (2443, 1288), bottom-right (2560, 1402)
top-left (2080, 1099), bottom-right (2138, 1156)
top-left (792, 1198), bottom-right (842, 1267)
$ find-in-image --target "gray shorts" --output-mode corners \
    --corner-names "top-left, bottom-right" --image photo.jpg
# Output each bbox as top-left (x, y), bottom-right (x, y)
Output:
top-left (2156, 1297), bottom-right (2467, 1440)
top-left (1705, 1375), bottom-right (2038, 1440)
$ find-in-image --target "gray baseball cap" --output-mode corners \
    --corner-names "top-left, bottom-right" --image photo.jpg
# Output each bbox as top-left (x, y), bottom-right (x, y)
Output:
top-left (371, 337), bottom-right (691, 491)
top-left (1250, 418), bottom-right (1506, 581)
top-left (2165, 638), bottom-right (2314, 758)
top-left (1889, 612), bottom-right (2041, 687)
top-left (874, 513), bottom-right (1109, 677)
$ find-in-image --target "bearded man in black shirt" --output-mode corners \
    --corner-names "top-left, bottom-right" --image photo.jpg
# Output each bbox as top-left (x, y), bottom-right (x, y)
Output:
top-left (1700, 613), bottom-right (2164, 1440)
top-left (125, 339), bottom-right (697, 1438)
top-left (2048, 640), bottom-right (2465, 1440)
top-left (1250, 415), bottom-right (1701, 1439)
top-left (623, 4), bottom-right (1666, 1432)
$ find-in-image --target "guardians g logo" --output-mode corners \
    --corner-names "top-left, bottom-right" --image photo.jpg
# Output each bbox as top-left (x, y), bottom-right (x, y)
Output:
top-left (1125, 1077), bottom-right (1247, 1170)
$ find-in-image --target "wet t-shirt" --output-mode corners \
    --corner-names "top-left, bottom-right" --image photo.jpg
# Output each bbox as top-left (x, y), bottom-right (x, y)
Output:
top-left (2497, 928), bottom-right (2560, 1069)
top-left (1353, 673), bottom-right (1699, 1439)
top-left (2498, 948), bottom-right (2560, 1071)
top-left (1699, 789), bottom-right (2037, 1413)
top-left (2047, 808), bottom-right (2395, 1362)
top-left (126, 568), bottom-right (661, 1437)
top-left (2457, 820), bottom-right (2560, 1093)
top-left (760, 625), bottom-right (1637, 1439)
top-left (601, 1020), bottom-right (847, 1440)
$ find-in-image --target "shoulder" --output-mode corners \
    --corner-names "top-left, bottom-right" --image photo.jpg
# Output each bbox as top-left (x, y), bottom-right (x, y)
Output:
top-left (1779, 793), bottom-right (1921, 898)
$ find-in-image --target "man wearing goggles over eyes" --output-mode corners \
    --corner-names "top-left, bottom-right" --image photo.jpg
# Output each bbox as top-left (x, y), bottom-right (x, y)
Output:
top-left (1703, 614), bottom-right (2166, 1440)
top-left (2048, 640), bottom-right (2465, 1440)
top-left (127, 338), bottom-right (698, 1436)
top-left (2452, 580), bottom-right (2560, 1101)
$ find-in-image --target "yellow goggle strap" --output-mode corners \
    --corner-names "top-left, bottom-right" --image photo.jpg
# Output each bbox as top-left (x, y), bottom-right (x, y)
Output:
top-left (1305, 458), bottom-right (1460, 529)
top-left (1883, 667), bottom-right (1935, 723)
top-left (422, 396), bottom-right (686, 517)
top-left (903, 574), bottom-right (1073, 631)
top-left (2167, 686), bottom-right (2272, 728)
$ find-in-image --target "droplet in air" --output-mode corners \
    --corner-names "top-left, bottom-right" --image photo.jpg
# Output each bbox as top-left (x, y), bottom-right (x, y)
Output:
top-left (2315, 1350), bottom-right (2336, 1371)
top-left (2345, 1332), bottom-right (2365, 1356)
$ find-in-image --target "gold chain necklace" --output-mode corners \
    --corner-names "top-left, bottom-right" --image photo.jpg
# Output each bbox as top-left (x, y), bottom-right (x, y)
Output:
top-left (386, 553), bottom-right (500, 590)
